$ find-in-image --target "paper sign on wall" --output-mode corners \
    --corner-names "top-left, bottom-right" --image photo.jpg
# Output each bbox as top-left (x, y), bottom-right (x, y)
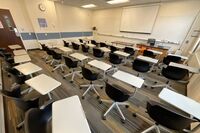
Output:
top-left (0, 21), bottom-right (4, 29)
top-left (38, 18), bottom-right (47, 28)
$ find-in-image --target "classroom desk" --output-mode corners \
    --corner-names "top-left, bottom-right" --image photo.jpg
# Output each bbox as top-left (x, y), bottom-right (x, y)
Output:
top-left (168, 53), bottom-right (188, 60)
top-left (70, 53), bottom-right (89, 61)
top-left (137, 44), bottom-right (168, 59)
top-left (147, 49), bottom-right (163, 55)
top-left (86, 43), bottom-right (96, 48)
top-left (112, 70), bottom-right (144, 94)
top-left (58, 47), bottom-right (73, 53)
top-left (52, 95), bottom-right (91, 133)
top-left (114, 51), bottom-right (130, 64)
top-left (88, 60), bottom-right (112, 78)
top-left (8, 45), bottom-right (22, 50)
top-left (137, 55), bottom-right (158, 64)
top-left (25, 74), bottom-right (61, 99)
top-left (14, 55), bottom-right (31, 64)
top-left (14, 62), bottom-right (42, 77)
top-left (111, 41), bottom-right (134, 46)
top-left (169, 62), bottom-right (200, 74)
top-left (100, 47), bottom-right (111, 53)
top-left (159, 88), bottom-right (200, 126)
top-left (13, 49), bottom-right (27, 56)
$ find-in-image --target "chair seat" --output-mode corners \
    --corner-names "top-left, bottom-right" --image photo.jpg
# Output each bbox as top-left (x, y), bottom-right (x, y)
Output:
top-left (106, 83), bottom-right (129, 102)
top-left (162, 66), bottom-right (188, 80)
top-left (132, 60), bottom-right (150, 73)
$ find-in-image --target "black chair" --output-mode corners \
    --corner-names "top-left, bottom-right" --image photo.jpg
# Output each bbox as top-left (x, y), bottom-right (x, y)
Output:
top-left (107, 53), bottom-right (122, 73)
top-left (50, 50), bottom-right (62, 67)
top-left (91, 40), bottom-right (97, 46)
top-left (163, 55), bottom-right (181, 65)
top-left (79, 39), bottom-right (83, 43)
top-left (143, 50), bottom-right (156, 58)
top-left (63, 56), bottom-right (81, 82)
top-left (72, 42), bottom-right (80, 50)
top-left (141, 100), bottom-right (197, 133)
top-left (152, 66), bottom-right (189, 90)
top-left (24, 103), bottom-right (52, 133)
top-left (80, 67), bottom-right (103, 99)
top-left (63, 40), bottom-right (69, 47)
top-left (81, 44), bottom-right (89, 53)
top-left (0, 89), bottom-right (40, 129)
top-left (132, 59), bottom-right (151, 74)
top-left (100, 83), bottom-right (130, 123)
top-left (40, 44), bottom-right (48, 60)
top-left (124, 47), bottom-right (135, 56)
top-left (45, 48), bottom-right (54, 63)
top-left (93, 48), bottom-right (104, 58)
top-left (110, 45), bottom-right (118, 53)
top-left (100, 42), bottom-right (108, 47)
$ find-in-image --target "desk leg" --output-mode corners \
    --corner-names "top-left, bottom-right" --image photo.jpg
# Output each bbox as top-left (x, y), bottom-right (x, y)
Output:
top-left (48, 93), bottom-right (52, 99)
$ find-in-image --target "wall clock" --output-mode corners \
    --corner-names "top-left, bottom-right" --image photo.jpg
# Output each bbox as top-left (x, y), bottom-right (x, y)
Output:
top-left (38, 3), bottom-right (46, 12)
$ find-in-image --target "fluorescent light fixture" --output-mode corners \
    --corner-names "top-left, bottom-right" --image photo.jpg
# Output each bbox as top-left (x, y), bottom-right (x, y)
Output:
top-left (107, 0), bottom-right (129, 4)
top-left (81, 4), bottom-right (96, 8)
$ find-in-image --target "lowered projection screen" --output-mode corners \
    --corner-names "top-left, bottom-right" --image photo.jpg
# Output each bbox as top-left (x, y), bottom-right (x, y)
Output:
top-left (120, 5), bottom-right (160, 34)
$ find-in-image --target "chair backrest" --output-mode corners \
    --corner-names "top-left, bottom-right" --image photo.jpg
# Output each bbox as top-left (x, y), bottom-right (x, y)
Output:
top-left (163, 55), bottom-right (181, 65)
top-left (105, 83), bottom-right (129, 102)
top-left (24, 103), bottom-right (52, 133)
top-left (109, 53), bottom-right (122, 64)
top-left (0, 89), bottom-right (39, 112)
top-left (124, 47), bottom-right (135, 55)
top-left (100, 42), bottom-right (107, 47)
top-left (63, 40), bottom-right (69, 47)
top-left (93, 48), bottom-right (104, 58)
top-left (110, 46), bottom-right (117, 53)
top-left (162, 66), bottom-right (189, 80)
top-left (63, 56), bottom-right (78, 68)
top-left (143, 50), bottom-right (155, 58)
top-left (72, 42), bottom-right (80, 50)
top-left (81, 44), bottom-right (89, 53)
top-left (52, 50), bottom-right (62, 59)
top-left (91, 40), bottom-right (97, 45)
top-left (132, 59), bottom-right (150, 73)
top-left (81, 67), bottom-right (98, 81)
top-left (79, 39), bottom-right (83, 43)
top-left (147, 100), bottom-right (196, 131)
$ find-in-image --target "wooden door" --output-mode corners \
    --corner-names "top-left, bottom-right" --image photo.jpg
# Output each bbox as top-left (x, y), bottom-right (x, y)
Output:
top-left (0, 9), bottom-right (23, 50)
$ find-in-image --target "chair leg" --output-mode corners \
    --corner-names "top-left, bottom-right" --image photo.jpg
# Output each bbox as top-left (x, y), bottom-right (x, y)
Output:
top-left (16, 120), bottom-right (24, 129)
top-left (155, 126), bottom-right (161, 133)
top-left (116, 103), bottom-right (125, 120)
top-left (92, 86), bottom-right (100, 97)
top-left (63, 72), bottom-right (72, 78)
top-left (141, 125), bottom-right (157, 133)
top-left (103, 103), bottom-right (116, 117)
top-left (82, 85), bottom-right (92, 97)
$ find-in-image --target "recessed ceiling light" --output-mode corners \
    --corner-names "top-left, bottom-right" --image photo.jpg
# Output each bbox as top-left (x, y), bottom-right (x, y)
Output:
top-left (81, 4), bottom-right (96, 8)
top-left (107, 0), bottom-right (130, 4)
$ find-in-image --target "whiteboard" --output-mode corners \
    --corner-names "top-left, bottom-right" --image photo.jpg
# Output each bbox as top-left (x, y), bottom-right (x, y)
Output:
top-left (120, 5), bottom-right (160, 34)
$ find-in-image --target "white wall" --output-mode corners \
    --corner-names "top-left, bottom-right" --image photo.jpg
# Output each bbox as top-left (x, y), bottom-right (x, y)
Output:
top-left (92, 0), bottom-right (200, 52)
top-left (55, 4), bottom-right (92, 32)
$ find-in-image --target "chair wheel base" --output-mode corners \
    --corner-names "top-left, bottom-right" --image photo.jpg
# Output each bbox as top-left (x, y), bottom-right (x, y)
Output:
top-left (70, 81), bottom-right (73, 83)
top-left (97, 96), bottom-right (100, 99)
top-left (125, 105), bottom-right (129, 108)
top-left (16, 126), bottom-right (22, 130)
top-left (132, 113), bottom-right (137, 117)
top-left (52, 70), bottom-right (54, 72)
top-left (62, 71), bottom-right (64, 73)
top-left (82, 96), bottom-right (85, 99)
top-left (154, 81), bottom-right (157, 84)
top-left (144, 85), bottom-right (147, 88)
top-left (100, 87), bottom-right (103, 89)
top-left (63, 77), bottom-right (65, 79)
top-left (7, 74), bottom-right (11, 77)
top-left (99, 100), bottom-right (102, 104)
top-left (151, 87), bottom-right (154, 89)
top-left (121, 119), bottom-right (125, 124)
top-left (102, 116), bottom-right (106, 120)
